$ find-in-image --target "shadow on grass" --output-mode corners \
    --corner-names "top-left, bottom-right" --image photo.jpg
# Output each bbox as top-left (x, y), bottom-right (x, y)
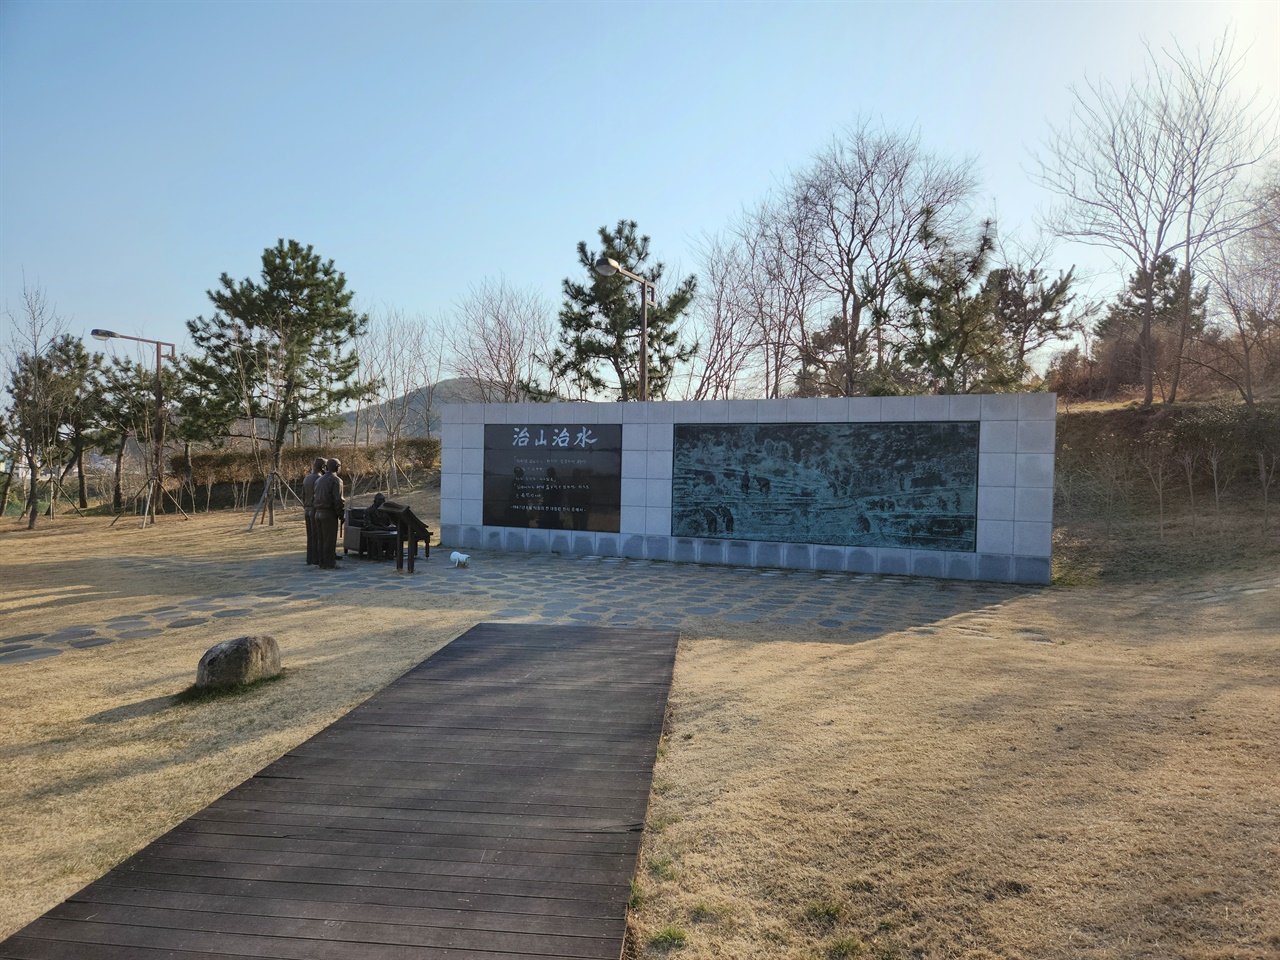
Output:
top-left (172, 671), bottom-right (287, 705)
top-left (83, 672), bottom-right (288, 724)
top-left (1053, 515), bottom-right (1280, 587)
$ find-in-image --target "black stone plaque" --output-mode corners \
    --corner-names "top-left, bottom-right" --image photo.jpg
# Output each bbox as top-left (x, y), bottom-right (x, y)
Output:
top-left (483, 423), bottom-right (622, 531)
top-left (672, 421), bottom-right (979, 552)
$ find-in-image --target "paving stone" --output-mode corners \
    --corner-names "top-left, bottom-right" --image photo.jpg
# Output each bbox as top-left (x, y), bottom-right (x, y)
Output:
top-left (166, 618), bottom-right (208, 629)
top-left (212, 609), bottom-right (252, 619)
top-left (1, 633), bottom-right (45, 644)
top-left (117, 629), bottom-right (162, 640)
top-left (47, 627), bottom-right (97, 642)
top-left (0, 648), bottom-right (62, 664)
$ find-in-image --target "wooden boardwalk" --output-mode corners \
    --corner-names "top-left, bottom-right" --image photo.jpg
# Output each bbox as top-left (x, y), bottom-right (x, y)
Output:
top-left (1, 623), bottom-right (679, 960)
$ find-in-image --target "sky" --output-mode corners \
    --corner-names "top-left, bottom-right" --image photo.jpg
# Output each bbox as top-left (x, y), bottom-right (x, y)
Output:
top-left (1, 0), bottom-right (1277, 369)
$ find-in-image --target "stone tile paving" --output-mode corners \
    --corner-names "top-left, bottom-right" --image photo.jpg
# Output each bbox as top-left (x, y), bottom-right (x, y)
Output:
top-left (3, 549), bottom-right (1278, 667)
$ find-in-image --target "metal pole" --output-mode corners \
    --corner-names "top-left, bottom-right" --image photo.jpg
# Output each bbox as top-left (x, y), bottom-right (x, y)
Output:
top-left (152, 340), bottom-right (164, 526)
top-left (639, 282), bottom-right (649, 402)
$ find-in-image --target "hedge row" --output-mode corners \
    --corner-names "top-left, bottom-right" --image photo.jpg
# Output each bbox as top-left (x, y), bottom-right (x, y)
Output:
top-left (167, 438), bottom-right (440, 484)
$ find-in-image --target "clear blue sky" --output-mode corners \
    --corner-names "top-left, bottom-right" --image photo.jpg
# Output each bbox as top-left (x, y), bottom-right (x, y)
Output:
top-left (1, 0), bottom-right (1276, 363)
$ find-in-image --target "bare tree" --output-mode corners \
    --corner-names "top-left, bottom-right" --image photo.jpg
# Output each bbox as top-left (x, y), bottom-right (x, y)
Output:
top-left (1160, 33), bottom-right (1278, 401)
top-left (1195, 175), bottom-right (1280, 404)
top-left (1033, 66), bottom-right (1185, 407)
top-left (679, 233), bottom-right (761, 399)
top-left (447, 278), bottom-right (553, 401)
top-left (0, 410), bottom-right (18, 518)
top-left (736, 200), bottom-right (814, 397)
top-left (1033, 30), bottom-right (1275, 407)
top-left (365, 307), bottom-right (441, 491)
top-left (781, 120), bottom-right (977, 396)
top-left (411, 325), bottom-right (447, 440)
top-left (2, 280), bottom-right (70, 529)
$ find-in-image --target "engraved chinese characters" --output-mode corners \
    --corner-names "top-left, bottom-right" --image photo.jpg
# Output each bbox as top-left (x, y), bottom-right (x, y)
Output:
top-left (483, 424), bottom-right (623, 531)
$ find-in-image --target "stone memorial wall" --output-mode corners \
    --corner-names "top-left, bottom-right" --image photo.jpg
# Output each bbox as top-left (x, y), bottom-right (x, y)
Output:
top-left (440, 394), bottom-right (1056, 584)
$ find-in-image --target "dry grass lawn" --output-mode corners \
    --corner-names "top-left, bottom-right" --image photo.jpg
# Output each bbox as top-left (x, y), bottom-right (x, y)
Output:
top-left (1, 494), bottom-right (1278, 960)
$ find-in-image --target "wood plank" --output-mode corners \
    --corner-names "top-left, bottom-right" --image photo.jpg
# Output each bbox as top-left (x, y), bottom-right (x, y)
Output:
top-left (43, 903), bottom-right (622, 960)
top-left (90, 869), bottom-right (626, 920)
top-left (72, 880), bottom-right (626, 939)
top-left (144, 837), bottom-right (638, 875)
top-left (2, 624), bottom-right (677, 960)
top-left (224, 779), bottom-right (644, 816)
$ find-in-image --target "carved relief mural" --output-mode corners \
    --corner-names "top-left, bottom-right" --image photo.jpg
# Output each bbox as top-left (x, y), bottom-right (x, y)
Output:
top-left (672, 422), bottom-right (979, 551)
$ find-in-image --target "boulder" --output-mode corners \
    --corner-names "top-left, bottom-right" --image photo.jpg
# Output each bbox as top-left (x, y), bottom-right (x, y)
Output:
top-left (196, 635), bottom-right (281, 690)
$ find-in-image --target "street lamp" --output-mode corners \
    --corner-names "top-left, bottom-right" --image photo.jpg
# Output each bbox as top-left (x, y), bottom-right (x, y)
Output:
top-left (90, 328), bottom-right (177, 526)
top-left (594, 256), bottom-right (656, 401)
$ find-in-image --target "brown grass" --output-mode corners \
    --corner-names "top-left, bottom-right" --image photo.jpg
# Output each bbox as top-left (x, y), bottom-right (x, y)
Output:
top-left (2, 492), bottom-right (1279, 960)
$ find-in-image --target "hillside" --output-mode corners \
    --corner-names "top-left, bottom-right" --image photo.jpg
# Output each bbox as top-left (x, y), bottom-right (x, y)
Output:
top-left (338, 377), bottom-right (490, 438)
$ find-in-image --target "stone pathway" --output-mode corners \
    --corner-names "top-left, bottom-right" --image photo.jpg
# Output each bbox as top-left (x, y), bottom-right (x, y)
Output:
top-left (4, 550), bottom-right (1277, 666)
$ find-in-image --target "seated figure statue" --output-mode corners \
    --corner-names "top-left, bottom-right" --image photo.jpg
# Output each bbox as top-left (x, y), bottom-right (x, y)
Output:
top-left (365, 492), bottom-right (394, 530)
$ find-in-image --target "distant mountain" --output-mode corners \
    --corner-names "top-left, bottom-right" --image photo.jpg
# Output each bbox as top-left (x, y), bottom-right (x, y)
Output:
top-left (338, 378), bottom-right (494, 438)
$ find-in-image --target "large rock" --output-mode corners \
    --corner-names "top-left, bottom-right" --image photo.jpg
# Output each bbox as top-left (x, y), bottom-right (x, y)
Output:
top-left (196, 635), bottom-right (281, 690)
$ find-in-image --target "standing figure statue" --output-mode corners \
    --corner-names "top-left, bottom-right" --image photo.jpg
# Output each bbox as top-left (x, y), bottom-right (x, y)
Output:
top-left (302, 457), bottom-right (325, 565)
top-left (312, 458), bottom-right (345, 570)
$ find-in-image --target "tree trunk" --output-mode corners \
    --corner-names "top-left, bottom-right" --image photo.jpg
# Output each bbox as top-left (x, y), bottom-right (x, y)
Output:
top-left (1140, 264), bottom-right (1156, 408)
top-left (25, 449), bottom-right (40, 530)
top-left (76, 442), bottom-right (88, 508)
top-left (113, 439), bottom-right (125, 512)
top-left (183, 441), bottom-right (194, 512)
top-left (0, 460), bottom-right (13, 518)
top-left (1168, 263), bottom-right (1191, 405)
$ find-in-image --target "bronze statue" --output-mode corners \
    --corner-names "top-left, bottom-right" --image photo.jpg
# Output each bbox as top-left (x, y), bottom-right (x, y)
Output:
top-left (302, 457), bottom-right (325, 565)
top-left (366, 492), bottom-right (393, 530)
top-left (312, 458), bottom-right (345, 569)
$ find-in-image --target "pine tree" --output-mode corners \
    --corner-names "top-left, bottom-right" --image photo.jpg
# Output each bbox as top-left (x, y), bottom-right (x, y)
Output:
top-left (986, 263), bottom-right (1081, 380)
top-left (91, 356), bottom-right (156, 512)
top-left (185, 239), bottom-right (369, 524)
top-left (900, 220), bottom-right (1016, 394)
top-left (549, 220), bottom-right (697, 400)
top-left (1094, 255), bottom-right (1207, 398)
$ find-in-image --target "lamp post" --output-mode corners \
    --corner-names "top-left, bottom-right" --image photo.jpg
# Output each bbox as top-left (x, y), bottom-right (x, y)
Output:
top-left (91, 328), bottom-right (176, 525)
top-left (593, 256), bottom-right (656, 401)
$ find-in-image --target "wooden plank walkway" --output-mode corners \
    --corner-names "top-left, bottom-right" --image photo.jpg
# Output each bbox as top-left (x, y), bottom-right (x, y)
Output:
top-left (1, 623), bottom-right (679, 960)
